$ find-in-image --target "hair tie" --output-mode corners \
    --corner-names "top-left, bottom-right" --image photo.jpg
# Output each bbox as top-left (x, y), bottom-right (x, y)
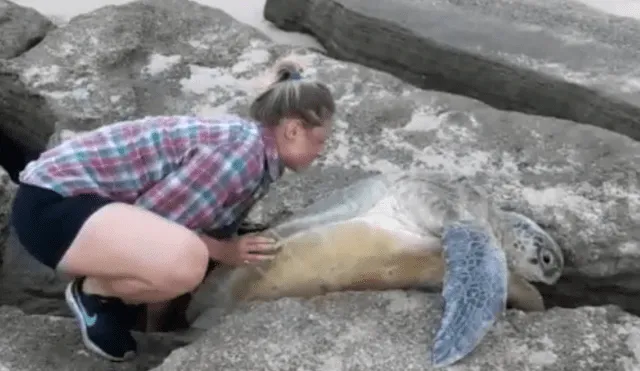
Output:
top-left (289, 71), bottom-right (302, 80)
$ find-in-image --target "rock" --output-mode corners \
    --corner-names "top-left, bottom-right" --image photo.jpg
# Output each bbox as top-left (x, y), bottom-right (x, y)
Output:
top-left (0, 230), bottom-right (71, 315)
top-left (0, 57), bottom-right (57, 178)
top-left (0, 0), bottom-right (53, 180)
top-left (263, 0), bottom-right (640, 141)
top-left (0, 0), bottom-right (277, 154)
top-left (0, 305), bottom-right (181, 370)
top-left (0, 165), bottom-right (16, 265)
top-left (0, 0), bottom-right (639, 344)
top-left (0, 0), bottom-right (54, 59)
top-left (154, 291), bottom-right (640, 370)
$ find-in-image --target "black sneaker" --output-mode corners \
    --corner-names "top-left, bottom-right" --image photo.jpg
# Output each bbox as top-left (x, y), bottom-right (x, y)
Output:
top-left (64, 277), bottom-right (137, 361)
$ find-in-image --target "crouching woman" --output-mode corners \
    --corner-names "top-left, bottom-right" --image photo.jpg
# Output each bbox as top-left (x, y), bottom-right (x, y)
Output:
top-left (10, 59), bottom-right (335, 361)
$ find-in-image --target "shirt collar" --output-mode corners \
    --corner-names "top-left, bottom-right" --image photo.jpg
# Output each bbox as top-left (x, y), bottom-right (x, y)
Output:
top-left (260, 126), bottom-right (284, 182)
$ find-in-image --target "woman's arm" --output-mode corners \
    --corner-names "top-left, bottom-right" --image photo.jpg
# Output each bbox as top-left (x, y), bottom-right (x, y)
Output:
top-left (198, 233), bottom-right (232, 262)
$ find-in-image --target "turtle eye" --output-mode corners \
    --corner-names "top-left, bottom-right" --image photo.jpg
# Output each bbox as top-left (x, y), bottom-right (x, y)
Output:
top-left (540, 250), bottom-right (553, 266)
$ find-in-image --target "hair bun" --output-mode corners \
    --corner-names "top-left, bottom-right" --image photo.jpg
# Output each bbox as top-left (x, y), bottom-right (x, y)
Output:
top-left (275, 59), bottom-right (304, 82)
top-left (251, 56), bottom-right (308, 96)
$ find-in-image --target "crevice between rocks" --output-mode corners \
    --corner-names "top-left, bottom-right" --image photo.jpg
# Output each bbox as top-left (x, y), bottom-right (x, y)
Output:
top-left (265, 4), bottom-right (640, 142)
top-left (0, 128), bottom-right (39, 182)
top-left (536, 272), bottom-right (640, 315)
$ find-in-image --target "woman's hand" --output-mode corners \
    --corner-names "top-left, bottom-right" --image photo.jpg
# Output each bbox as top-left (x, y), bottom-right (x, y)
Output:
top-left (202, 233), bottom-right (279, 266)
top-left (226, 234), bottom-right (279, 266)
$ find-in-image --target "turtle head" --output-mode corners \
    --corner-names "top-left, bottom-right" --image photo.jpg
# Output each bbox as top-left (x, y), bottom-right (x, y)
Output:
top-left (500, 211), bottom-right (564, 285)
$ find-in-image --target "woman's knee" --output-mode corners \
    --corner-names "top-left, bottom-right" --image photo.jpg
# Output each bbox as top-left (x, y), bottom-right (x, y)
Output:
top-left (152, 232), bottom-right (210, 295)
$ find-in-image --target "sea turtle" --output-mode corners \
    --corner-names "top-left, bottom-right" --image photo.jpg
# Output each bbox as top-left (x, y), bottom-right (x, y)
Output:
top-left (188, 170), bottom-right (564, 367)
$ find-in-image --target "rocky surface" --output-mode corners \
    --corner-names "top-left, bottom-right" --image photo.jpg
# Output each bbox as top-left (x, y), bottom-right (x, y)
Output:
top-left (0, 0), bottom-right (54, 59)
top-left (0, 306), bottom-right (180, 371)
top-left (263, 0), bottom-right (640, 141)
top-left (0, 0), bottom-right (640, 369)
top-left (0, 228), bottom-right (71, 316)
top-left (156, 291), bottom-right (640, 371)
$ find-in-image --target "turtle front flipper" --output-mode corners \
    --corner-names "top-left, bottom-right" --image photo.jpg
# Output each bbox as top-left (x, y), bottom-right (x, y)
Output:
top-left (431, 220), bottom-right (508, 368)
top-left (507, 273), bottom-right (545, 312)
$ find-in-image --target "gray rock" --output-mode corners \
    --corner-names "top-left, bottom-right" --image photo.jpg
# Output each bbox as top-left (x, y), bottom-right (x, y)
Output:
top-left (0, 165), bottom-right (16, 265)
top-left (0, 57), bottom-right (57, 160)
top-left (0, 0), bottom-right (54, 59)
top-left (0, 0), bottom-right (278, 153)
top-left (264, 0), bottom-right (640, 141)
top-left (0, 229), bottom-right (71, 316)
top-left (0, 305), bottom-right (181, 370)
top-left (154, 290), bottom-right (640, 370)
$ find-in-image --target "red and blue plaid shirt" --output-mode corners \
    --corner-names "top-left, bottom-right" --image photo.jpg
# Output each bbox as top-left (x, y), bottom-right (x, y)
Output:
top-left (19, 115), bottom-right (283, 231)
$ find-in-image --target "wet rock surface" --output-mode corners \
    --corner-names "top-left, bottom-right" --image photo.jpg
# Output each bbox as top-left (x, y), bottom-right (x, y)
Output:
top-left (264, 0), bottom-right (640, 141)
top-left (0, 0), bottom-right (639, 369)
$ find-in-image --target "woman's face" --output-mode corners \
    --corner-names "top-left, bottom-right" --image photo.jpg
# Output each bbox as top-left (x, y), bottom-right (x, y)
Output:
top-left (275, 117), bottom-right (331, 172)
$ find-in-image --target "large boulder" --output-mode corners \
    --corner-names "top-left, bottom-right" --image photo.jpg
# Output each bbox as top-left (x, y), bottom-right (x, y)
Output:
top-left (0, 1), bottom-right (639, 368)
top-left (155, 291), bottom-right (640, 370)
top-left (263, 0), bottom-right (640, 141)
top-left (0, 0), bottom-right (54, 59)
top-left (0, 0), bottom-right (275, 155)
top-left (0, 306), bottom-right (180, 370)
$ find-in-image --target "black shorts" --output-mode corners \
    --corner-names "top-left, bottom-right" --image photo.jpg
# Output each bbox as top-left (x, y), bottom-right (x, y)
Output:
top-left (10, 182), bottom-right (115, 270)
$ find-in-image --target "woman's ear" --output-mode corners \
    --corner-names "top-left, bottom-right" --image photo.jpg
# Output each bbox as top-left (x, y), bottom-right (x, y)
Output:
top-left (282, 118), bottom-right (303, 141)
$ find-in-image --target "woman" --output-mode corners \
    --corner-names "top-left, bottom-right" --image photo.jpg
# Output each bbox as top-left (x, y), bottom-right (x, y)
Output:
top-left (10, 58), bottom-right (336, 361)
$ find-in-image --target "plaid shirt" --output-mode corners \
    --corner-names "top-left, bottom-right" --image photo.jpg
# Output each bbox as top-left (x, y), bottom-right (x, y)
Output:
top-left (19, 115), bottom-right (283, 232)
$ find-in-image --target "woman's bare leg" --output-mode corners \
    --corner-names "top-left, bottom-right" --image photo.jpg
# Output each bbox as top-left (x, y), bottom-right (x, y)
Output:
top-left (58, 202), bottom-right (209, 301)
top-left (56, 202), bottom-right (210, 361)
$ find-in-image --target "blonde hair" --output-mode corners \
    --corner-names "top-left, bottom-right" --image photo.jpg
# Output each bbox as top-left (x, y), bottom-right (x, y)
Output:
top-left (249, 58), bottom-right (335, 128)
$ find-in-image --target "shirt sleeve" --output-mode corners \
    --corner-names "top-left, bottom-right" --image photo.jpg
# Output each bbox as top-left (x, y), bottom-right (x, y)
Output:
top-left (134, 139), bottom-right (264, 230)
